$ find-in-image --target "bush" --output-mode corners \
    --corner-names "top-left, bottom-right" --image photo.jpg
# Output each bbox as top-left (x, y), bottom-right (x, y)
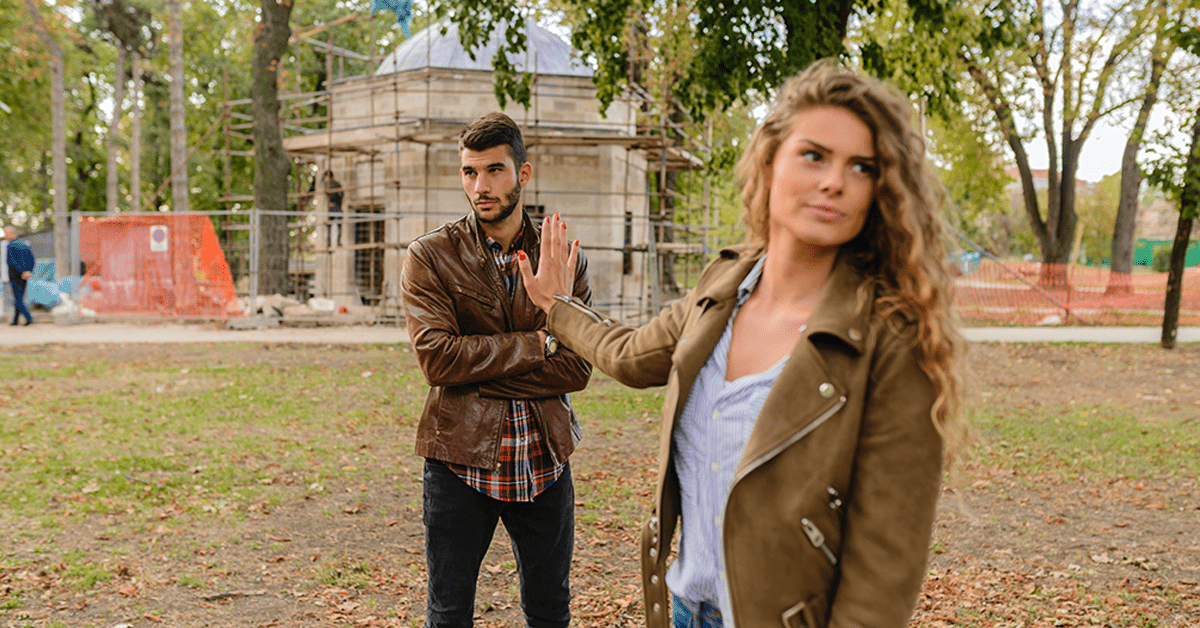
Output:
top-left (1152, 246), bottom-right (1173, 273)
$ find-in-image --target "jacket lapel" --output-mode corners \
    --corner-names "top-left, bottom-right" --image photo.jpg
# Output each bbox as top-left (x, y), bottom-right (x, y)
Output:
top-left (668, 250), bottom-right (762, 413)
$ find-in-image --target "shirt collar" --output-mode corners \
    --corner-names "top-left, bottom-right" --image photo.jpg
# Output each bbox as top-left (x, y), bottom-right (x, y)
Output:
top-left (484, 223), bottom-right (525, 255)
top-left (735, 255), bottom-right (768, 306)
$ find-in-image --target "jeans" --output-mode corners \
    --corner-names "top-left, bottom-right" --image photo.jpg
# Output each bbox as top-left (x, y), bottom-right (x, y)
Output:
top-left (673, 594), bottom-right (724, 628)
top-left (423, 459), bottom-right (573, 628)
top-left (10, 280), bottom-right (31, 324)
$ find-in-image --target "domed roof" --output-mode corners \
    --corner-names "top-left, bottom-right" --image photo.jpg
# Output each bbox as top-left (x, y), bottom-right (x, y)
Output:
top-left (376, 19), bottom-right (592, 78)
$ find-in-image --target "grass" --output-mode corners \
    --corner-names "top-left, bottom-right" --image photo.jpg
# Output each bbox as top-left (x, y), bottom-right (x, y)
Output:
top-left (967, 404), bottom-right (1200, 481)
top-left (3, 341), bottom-right (1196, 627)
top-left (0, 344), bottom-right (430, 524)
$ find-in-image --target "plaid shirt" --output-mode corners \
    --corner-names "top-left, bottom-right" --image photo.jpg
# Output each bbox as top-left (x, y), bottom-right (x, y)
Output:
top-left (445, 226), bottom-right (566, 502)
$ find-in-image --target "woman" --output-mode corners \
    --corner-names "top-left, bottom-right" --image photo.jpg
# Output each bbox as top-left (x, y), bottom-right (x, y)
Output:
top-left (518, 61), bottom-right (966, 628)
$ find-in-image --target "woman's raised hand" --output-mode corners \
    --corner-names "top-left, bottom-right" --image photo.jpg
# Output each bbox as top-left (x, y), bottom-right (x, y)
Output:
top-left (518, 212), bottom-right (579, 314)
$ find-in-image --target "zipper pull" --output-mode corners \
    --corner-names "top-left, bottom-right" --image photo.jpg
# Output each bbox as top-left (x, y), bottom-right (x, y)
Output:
top-left (801, 518), bottom-right (838, 566)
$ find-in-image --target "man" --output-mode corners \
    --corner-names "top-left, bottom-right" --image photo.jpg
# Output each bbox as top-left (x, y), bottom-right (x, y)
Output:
top-left (400, 112), bottom-right (592, 628)
top-left (4, 226), bottom-right (35, 326)
top-left (324, 170), bottom-right (344, 248)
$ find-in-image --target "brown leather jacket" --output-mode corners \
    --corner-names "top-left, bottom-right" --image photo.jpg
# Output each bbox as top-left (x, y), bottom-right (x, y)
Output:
top-left (547, 246), bottom-right (943, 628)
top-left (401, 212), bottom-right (592, 469)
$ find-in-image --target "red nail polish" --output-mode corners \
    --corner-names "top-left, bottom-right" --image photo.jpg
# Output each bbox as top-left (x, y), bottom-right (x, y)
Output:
top-left (518, 251), bottom-right (527, 260)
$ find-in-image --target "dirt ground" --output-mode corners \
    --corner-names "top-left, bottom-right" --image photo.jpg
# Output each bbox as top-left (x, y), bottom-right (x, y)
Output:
top-left (1, 339), bottom-right (1198, 628)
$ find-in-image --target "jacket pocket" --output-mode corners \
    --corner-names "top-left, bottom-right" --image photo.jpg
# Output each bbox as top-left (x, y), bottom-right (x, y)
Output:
top-left (449, 283), bottom-right (500, 309)
top-left (780, 595), bottom-right (827, 628)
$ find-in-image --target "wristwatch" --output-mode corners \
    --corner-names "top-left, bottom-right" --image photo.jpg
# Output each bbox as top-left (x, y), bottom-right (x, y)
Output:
top-left (543, 331), bottom-right (560, 358)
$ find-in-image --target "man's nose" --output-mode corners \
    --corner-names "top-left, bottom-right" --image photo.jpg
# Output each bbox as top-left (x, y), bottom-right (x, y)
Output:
top-left (473, 174), bottom-right (490, 195)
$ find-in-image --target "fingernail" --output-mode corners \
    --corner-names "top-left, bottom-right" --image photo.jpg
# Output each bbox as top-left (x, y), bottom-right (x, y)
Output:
top-left (574, 239), bottom-right (579, 247)
top-left (518, 251), bottom-right (527, 260)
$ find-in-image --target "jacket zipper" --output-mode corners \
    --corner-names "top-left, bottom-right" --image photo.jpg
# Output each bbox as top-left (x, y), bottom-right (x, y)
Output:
top-left (719, 395), bottom-right (847, 621)
top-left (554, 293), bottom-right (604, 324)
top-left (478, 250), bottom-right (511, 471)
top-left (801, 517), bottom-right (839, 566)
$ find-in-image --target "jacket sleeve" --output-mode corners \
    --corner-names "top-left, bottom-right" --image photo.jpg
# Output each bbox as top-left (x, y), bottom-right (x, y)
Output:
top-left (401, 238), bottom-right (545, 388)
top-left (544, 285), bottom-right (690, 390)
top-left (828, 326), bottom-right (944, 628)
top-left (477, 253), bottom-right (593, 399)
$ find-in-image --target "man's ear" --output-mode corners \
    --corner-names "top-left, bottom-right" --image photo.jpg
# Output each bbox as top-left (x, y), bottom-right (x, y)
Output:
top-left (519, 161), bottom-right (532, 187)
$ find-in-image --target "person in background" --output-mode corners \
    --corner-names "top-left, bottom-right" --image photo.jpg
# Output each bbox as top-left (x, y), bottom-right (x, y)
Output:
top-left (324, 171), bottom-right (344, 248)
top-left (4, 225), bottom-right (35, 326)
top-left (400, 111), bottom-right (592, 628)
top-left (519, 62), bottom-right (967, 628)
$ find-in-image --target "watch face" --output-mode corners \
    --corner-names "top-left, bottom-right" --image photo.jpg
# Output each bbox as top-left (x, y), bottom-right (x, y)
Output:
top-left (546, 336), bottom-right (559, 356)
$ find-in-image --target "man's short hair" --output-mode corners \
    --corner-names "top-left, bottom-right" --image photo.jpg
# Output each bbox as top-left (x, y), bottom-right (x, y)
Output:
top-left (459, 112), bottom-right (527, 166)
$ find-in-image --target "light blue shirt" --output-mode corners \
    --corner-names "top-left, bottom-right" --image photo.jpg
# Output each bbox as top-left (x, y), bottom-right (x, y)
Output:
top-left (666, 256), bottom-right (787, 624)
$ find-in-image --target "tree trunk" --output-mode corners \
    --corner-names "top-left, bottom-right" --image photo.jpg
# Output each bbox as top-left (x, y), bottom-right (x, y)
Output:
top-left (23, 0), bottom-right (69, 279)
top-left (130, 52), bottom-right (142, 213)
top-left (1161, 109), bottom-right (1200, 349)
top-left (252, 0), bottom-right (294, 296)
top-left (168, 0), bottom-right (188, 212)
top-left (1109, 7), bottom-right (1170, 295)
top-left (107, 45), bottom-right (127, 214)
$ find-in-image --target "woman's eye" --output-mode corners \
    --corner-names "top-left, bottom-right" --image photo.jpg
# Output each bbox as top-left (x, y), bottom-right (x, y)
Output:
top-left (801, 150), bottom-right (823, 163)
top-left (852, 162), bottom-right (879, 177)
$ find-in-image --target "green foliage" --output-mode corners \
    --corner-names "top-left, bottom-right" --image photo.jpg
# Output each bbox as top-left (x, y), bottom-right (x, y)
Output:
top-left (926, 111), bottom-right (1030, 256)
top-left (1076, 173), bottom-right (1121, 265)
top-left (434, 0), bottom-right (949, 120)
top-left (1152, 245), bottom-right (1173, 272)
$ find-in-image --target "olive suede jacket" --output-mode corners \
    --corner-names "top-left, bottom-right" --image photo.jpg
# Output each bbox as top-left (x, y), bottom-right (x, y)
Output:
top-left (546, 245), bottom-right (944, 628)
top-left (401, 212), bottom-right (592, 469)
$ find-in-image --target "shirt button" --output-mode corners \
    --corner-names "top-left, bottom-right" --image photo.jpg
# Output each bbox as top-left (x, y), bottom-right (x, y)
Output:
top-left (711, 462), bottom-right (720, 472)
top-left (819, 382), bottom-right (835, 398)
top-left (714, 515), bottom-right (722, 527)
top-left (711, 409), bottom-right (720, 420)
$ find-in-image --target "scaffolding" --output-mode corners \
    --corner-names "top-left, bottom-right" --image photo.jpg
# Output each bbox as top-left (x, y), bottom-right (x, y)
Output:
top-left (215, 13), bottom-right (734, 324)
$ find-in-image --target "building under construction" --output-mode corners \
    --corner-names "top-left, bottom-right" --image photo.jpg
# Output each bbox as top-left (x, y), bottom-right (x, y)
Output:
top-left (255, 17), bottom-right (713, 321)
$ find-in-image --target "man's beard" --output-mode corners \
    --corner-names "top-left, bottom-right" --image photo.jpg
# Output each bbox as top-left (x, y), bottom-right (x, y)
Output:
top-left (470, 183), bottom-right (522, 224)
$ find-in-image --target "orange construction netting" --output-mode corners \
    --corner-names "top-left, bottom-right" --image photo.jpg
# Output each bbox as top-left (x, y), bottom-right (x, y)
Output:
top-left (78, 214), bottom-right (241, 319)
top-left (954, 256), bottom-right (1200, 326)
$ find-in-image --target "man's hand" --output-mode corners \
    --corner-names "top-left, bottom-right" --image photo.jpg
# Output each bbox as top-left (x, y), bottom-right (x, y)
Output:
top-left (518, 213), bottom-right (579, 314)
top-left (20, 271), bottom-right (31, 280)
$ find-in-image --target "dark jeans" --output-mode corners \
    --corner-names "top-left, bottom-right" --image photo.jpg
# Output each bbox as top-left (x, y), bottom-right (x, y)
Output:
top-left (423, 458), bottom-right (573, 628)
top-left (10, 280), bottom-right (31, 324)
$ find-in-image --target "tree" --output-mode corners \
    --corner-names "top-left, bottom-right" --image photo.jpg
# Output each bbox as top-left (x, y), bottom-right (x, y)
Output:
top-left (251, 0), bottom-right (294, 295)
top-left (1146, 11), bottom-right (1200, 349)
top-left (21, 0), bottom-right (69, 278)
top-left (91, 0), bottom-right (153, 214)
top-left (168, 0), bottom-right (187, 212)
top-left (957, 0), bottom-right (1157, 286)
top-left (1108, 0), bottom-right (1174, 294)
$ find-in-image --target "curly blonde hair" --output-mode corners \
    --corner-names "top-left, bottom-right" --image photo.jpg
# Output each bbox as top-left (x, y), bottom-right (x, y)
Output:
top-left (735, 60), bottom-right (967, 453)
